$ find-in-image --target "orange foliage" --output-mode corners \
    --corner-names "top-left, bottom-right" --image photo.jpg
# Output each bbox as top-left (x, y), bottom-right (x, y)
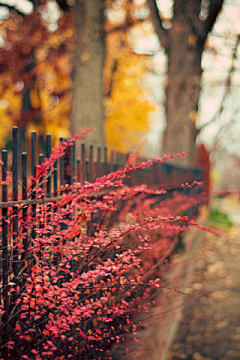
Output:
top-left (104, 42), bottom-right (154, 152)
top-left (104, 0), bottom-right (156, 153)
top-left (0, 0), bottom-right (156, 152)
top-left (0, 9), bottom-right (74, 147)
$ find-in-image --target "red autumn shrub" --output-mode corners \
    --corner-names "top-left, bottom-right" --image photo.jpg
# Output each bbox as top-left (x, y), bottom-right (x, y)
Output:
top-left (0, 133), bottom-right (221, 360)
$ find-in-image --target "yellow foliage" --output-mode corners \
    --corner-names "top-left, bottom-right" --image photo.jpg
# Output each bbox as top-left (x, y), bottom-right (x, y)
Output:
top-left (48, 34), bottom-right (60, 49)
top-left (104, 40), bottom-right (155, 152)
top-left (0, 81), bottom-right (22, 147)
top-left (0, 2), bottom-right (156, 154)
top-left (36, 52), bottom-right (72, 143)
top-left (30, 86), bottom-right (41, 109)
top-left (64, 28), bottom-right (74, 38)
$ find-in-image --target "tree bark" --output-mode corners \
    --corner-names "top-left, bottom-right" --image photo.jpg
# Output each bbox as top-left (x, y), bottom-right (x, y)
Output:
top-left (71, 0), bottom-right (105, 151)
top-left (147, 0), bottom-right (224, 166)
top-left (163, 24), bottom-right (203, 166)
top-left (19, 52), bottom-right (45, 158)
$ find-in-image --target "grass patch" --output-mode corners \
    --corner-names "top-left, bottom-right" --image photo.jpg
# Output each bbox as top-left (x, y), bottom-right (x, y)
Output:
top-left (209, 208), bottom-right (233, 229)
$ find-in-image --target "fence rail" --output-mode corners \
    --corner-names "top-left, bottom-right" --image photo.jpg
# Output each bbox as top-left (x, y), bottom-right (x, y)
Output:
top-left (0, 126), bottom-right (203, 203)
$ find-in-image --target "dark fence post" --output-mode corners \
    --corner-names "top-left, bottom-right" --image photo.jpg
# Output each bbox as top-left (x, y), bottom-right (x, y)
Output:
top-left (64, 140), bottom-right (72, 186)
top-left (2, 149), bottom-right (9, 344)
top-left (89, 145), bottom-right (94, 182)
top-left (76, 158), bottom-right (81, 182)
top-left (31, 131), bottom-right (36, 240)
top-left (12, 127), bottom-right (19, 278)
top-left (38, 153), bottom-right (45, 232)
top-left (103, 146), bottom-right (108, 175)
top-left (86, 159), bottom-right (90, 181)
top-left (81, 143), bottom-right (86, 183)
top-left (46, 134), bottom-right (52, 230)
top-left (54, 156), bottom-right (58, 197)
top-left (72, 142), bottom-right (75, 183)
top-left (59, 137), bottom-right (64, 193)
top-left (39, 153), bottom-right (44, 194)
top-left (97, 146), bottom-right (102, 178)
top-left (22, 152), bottom-right (28, 260)
top-left (46, 134), bottom-right (51, 197)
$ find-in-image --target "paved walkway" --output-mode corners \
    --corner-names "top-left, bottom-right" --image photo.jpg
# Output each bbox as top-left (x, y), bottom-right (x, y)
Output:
top-left (167, 199), bottom-right (240, 360)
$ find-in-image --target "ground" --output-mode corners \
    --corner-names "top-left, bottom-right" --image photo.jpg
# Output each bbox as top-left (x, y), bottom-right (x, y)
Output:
top-left (167, 197), bottom-right (240, 360)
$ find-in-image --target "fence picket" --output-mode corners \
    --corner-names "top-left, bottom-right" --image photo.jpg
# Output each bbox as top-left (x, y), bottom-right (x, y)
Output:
top-left (60, 137), bottom-right (64, 194)
top-left (2, 149), bottom-right (9, 337)
top-left (22, 152), bottom-right (28, 260)
top-left (12, 127), bottom-right (19, 278)
top-left (46, 134), bottom-right (51, 198)
top-left (81, 143), bottom-right (86, 183)
top-left (85, 159), bottom-right (90, 181)
top-left (89, 145), bottom-right (94, 182)
top-left (72, 142), bottom-right (75, 183)
top-left (97, 146), bottom-right (102, 178)
top-left (76, 158), bottom-right (81, 182)
top-left (103, 146), bottom-right (108, 174)
top-left (31, 131), bottom-right (36, 240)
top-left (54, 158), bottom-right (58, 197)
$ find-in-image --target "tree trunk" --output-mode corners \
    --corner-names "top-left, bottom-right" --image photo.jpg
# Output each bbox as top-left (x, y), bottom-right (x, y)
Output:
top-left (71, 0), bottom-right (105, 151)
top-left (147, 0), bottom-right (224, 166)
top-left (19, 52), bottom-right (45, 158)
top-left (163, 31), bottom-right (203, 166)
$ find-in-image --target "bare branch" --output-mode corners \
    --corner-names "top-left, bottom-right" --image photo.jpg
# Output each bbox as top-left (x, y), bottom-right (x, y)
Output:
top-left (146, 0), bottom-right (169, 50)
top-left (205, 0), bottom-right (224, 38)
top-left (199, 35), bottom-right (240, 133)
top-left (212, 112), bottom-right (238, 153)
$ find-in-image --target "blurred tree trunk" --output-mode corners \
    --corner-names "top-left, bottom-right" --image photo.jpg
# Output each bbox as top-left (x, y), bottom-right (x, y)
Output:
top-left (19, 51), bottom-right (45, 157)
top-left (164, 22), bottom-right (203, 166)
top-left (147, 0), bottom-right (224, 166)
top-left (71, 0), bottom-right (105, 148)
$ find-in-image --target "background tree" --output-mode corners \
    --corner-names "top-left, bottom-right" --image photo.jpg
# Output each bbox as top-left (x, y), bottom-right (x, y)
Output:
top-left (71, 0), bottom-right (105, 148)
top-left (1, 0), bottom-right (238, 167)
top-left (0, 0), bottom-right (106, 151)
top-left (147, 0), bottom-right (224, 165)
top-left (0, 0), bottom-right (157, 155)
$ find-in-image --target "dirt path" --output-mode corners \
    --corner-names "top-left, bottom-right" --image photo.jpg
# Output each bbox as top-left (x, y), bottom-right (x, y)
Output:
top-left (167, 201), bottom-right (240, 360)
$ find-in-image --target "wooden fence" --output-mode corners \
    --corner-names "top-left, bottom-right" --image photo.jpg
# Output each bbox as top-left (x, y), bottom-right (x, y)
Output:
top-left (0, 126), bottom-right (203, 357)
top-left (0, 126), bottom-right (203, 202)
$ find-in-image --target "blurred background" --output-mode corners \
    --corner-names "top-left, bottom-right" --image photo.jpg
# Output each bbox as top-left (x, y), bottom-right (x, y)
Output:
top-left (0, 0), bottom-right (239, 192)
